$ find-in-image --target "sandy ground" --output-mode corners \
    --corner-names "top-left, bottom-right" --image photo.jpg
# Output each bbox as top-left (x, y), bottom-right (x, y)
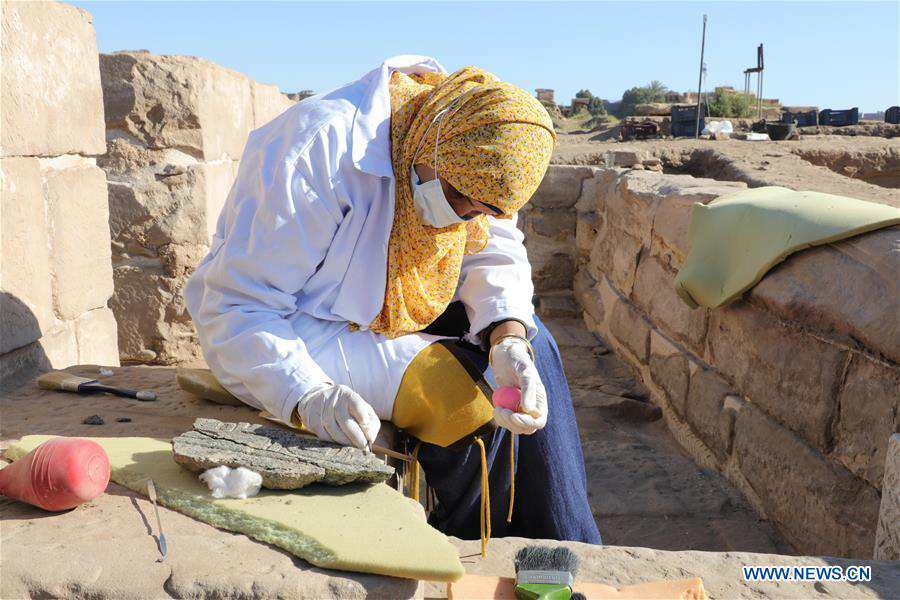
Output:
top-left (552, 134), bottom-right (900, 206)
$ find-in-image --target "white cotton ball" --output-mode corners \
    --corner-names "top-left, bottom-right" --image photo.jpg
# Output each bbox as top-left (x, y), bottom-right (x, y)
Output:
top-left (199, 465), bottom-right (231, 498)
top-left (225, 467), bottom-right (263, 499)
top-left (199, 465), bottom-right (262, 499)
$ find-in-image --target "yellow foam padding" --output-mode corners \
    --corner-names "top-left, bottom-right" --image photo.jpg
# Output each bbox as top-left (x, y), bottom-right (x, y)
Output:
top-left (176, 367), bottom-right (244, 406)
top-left (391, 341), bottom-right (494, 448)
top-left (6, 435), bottom-right (464, 582)
top-left (675, 186), bottom-right (900, 309)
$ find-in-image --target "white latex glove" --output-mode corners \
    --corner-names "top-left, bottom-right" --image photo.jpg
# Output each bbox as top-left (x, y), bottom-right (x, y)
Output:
top-left (489, 337), bottom-right (548, 435)
top-left (296, 383), bottom-right (380, 449)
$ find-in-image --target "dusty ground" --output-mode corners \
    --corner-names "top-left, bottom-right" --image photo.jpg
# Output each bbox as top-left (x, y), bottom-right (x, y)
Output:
top-left (553, 134), bottom-right (900, 206)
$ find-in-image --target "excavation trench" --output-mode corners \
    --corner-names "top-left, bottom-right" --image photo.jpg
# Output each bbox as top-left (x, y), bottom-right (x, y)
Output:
top-left (524, 163), bottom-right (898, 559)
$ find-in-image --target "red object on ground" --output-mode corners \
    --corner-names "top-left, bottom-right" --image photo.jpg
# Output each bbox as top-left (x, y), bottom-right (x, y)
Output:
top-left (0, 438), bottom-right (110, 511)
top-left (492, 386), bottom-right (522, 412)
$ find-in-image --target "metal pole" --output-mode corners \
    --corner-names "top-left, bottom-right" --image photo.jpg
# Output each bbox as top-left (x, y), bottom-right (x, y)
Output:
top-left (757, 71), bottom-right (762, 119)
top-left (695, 14), bottom-right (708, 138)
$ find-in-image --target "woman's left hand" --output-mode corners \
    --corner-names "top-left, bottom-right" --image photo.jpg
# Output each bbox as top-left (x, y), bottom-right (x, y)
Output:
top-left (490, 336), bottom-right (548, 435)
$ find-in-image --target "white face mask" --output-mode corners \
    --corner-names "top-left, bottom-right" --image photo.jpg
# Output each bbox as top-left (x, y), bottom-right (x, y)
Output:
top-left (409, 104), bottom-right (470, 228)
top-left (410, 166), bottom-right (467, 228)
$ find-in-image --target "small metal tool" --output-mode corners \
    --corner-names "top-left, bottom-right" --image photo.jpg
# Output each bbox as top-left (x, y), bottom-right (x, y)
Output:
top-left (146, 479), bottom-right (168, 561)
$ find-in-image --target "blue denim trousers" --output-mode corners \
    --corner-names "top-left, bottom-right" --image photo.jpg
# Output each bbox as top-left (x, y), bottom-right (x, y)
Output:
top-left (416, 309), bottom-right (602, 544)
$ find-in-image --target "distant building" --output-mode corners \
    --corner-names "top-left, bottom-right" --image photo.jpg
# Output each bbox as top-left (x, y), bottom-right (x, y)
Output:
top-left (536, 88), bottom-right (555, 104)
top-left (571, 97), bottom-right (590, 110)
top-left (862, 111), bottom-right (885, 121)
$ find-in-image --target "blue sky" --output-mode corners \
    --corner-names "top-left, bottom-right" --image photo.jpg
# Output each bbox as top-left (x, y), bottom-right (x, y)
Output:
top-left (74, 1), bottom-right (899, 112)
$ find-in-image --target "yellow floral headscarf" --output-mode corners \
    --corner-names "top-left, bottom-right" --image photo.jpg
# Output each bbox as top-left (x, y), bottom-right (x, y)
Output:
top-left (368, 66), bottom-right (556, 338)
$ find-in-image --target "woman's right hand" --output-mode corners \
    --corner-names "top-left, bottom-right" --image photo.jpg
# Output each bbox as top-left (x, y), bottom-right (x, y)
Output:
top-left (296, 384), bottom-right (380, 449)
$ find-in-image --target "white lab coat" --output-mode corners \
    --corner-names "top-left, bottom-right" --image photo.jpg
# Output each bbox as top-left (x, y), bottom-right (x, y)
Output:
top-left (184, 56), bottom-right (537, 425)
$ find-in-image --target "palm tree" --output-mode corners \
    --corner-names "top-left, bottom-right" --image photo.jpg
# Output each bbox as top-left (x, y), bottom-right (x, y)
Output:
top-left (646, 80), bottom-right (668, 102)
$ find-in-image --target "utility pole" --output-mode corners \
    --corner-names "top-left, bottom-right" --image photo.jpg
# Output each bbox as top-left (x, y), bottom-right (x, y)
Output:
top-left (757, 44), bottom-right (764, 119)
top-left (695, 14), bottom-right (708, 139)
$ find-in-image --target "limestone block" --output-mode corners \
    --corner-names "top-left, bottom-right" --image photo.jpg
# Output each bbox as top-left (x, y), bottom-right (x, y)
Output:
top-left (3, 321), bottom-right (83, 387)
top-left (631, 255), bottom-right (707, 354)
top-left (648, 332), bottom-right (691, 416)
top-left (685, 368), bottom-right (735, 460)
top-left (733, 404), bottom-right (880, 558)
top-left (587, 171), bottom-right (670, 295)
top-left (607, 150), bottom-right (647, 167)
top-left (0, 341), bottom-right (47, 391)
top-left (575, 211), bottom-right (599, 263)
top-left (202, 161), bottom-right (238, 240)
top-left (44, 161), bottom-right (114, 320)
top-left (525, 234), bottom-right (575, 292)
top-left (100, 51), bottom-right (254, 160)
top-left (610, 171), bottom-right (663, 241)
top-left (172, 418), bottom-right (394, 489)
top-left (110, 260), bottom-right (201, 364)
top-left (0, 157), bottom-right (53, 353)
top-left (40, 321), bottom-right (80, 369)
top-left (874, 434), bottom-right (900, 560)
top-left (573, 269), bottom-right (605, 327)
top-left (530, 165), bottom-right (598, 209)
top-left (1, 1), bottom-right (105, 157)
top-left (75, 307), bottom-right (120, 366)
top-left (609, 296), bottom-right (650, 364)
top-left (832, 355), bottom-right (900, 487)
top-left (251, 80), bottom-right (296, 128)
top-left (102, 139), bottom-right (217, 250)
top-left (706, 303), bottom-right (845, 450)
top-left (588, 224), bottom-right (642, 296)
top-left (751, 226), bottom-right (900, 364)
top-left (0, 326), bottom-right (78, 390)
top-left (649, 185), bottom-right (737, 268)
top-left (529, 208), bottom-right (576, 240)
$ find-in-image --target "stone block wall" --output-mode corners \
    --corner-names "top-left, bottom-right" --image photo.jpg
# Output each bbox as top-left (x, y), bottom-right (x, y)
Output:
top-left (1, 1), bottom-right (119, 388)
top-left (526, 165), bottom-right (899, 559)
top-left (98, 51), bottom-right (295, 364)
top-left (874, 434), bottom-right (899, 559)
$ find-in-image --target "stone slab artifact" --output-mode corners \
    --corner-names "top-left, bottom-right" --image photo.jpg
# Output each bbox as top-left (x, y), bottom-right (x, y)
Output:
top-left (172, 418), bottom-right (394, 489)
top-left (6, 435), bottom-right (464, 583)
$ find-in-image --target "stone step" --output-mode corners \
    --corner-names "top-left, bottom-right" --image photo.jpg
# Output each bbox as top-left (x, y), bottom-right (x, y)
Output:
top-left (535, 291), bottom-right (581, 319)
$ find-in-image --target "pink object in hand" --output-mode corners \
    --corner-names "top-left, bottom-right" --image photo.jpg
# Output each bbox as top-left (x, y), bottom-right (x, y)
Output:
top-left (0, 437), bottom-right (110, 511)
top-left (492, 386), bottom-right (522, 412)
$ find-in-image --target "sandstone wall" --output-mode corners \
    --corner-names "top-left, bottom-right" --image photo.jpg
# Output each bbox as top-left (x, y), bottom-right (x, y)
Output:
top-left (98, 51), bottom-right (295, 364)
top-left (526, 165), bottom-right (899, 559)
top-left (1, 1), bottom-right (119, 387)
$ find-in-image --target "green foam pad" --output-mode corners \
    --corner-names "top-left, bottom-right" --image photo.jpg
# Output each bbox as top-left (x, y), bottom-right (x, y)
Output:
top-left (6, 435), bottom-right (464, 582)
top-left (675, 186), bottom-right (900, 309)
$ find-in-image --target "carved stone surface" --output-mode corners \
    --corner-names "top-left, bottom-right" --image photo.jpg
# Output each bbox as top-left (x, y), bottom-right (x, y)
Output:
top-left (172, 418), bottom-right (394, 489)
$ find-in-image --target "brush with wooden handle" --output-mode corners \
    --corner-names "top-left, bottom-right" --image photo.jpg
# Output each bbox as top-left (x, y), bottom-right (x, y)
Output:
top-left (37, 371), bottom-right (157, 401)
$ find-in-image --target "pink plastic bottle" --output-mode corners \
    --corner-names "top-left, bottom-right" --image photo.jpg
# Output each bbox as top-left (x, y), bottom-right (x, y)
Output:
top-left (0, 438), bottom-right (110, 511)
top-left (492, 386), bottom-right (522, 412)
